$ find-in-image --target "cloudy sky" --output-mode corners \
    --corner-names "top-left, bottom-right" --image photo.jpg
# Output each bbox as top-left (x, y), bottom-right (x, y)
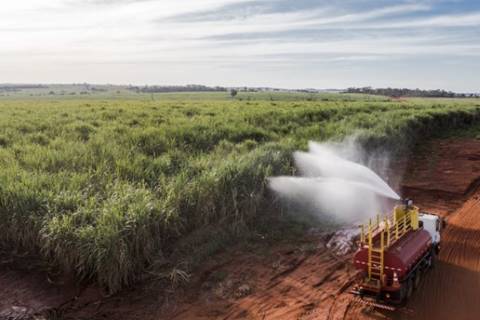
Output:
top-left (1, 0), bottom-right (480, 91)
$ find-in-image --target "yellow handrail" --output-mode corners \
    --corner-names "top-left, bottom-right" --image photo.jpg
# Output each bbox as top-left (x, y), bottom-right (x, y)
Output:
top-left (385, 217), bottom-right (391, 247)
top-left (361, 205), bottom-right (419, 285)
top-left (368, 222), bottom-right (373, 278)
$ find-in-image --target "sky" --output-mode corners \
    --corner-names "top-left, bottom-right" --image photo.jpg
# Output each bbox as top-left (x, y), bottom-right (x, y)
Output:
top-left (1, 0), bottom-right (480, 91)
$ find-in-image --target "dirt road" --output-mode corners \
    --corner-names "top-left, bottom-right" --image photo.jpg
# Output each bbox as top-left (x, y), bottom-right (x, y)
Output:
top-left (401, 139), bottom-right (480, 319)
top-left (408, 191), bottom-right (480, 320)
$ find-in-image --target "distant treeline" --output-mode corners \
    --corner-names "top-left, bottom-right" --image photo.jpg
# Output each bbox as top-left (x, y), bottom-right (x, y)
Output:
top-left (345, 87), bottom-right (479, 98)
top-left (0, 84), bottom-right (48, 92)
top-left (128, 84), bottom-right (227, 93)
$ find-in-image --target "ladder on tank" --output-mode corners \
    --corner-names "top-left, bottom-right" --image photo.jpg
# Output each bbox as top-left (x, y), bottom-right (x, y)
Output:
top-left (367, 231), bottom-right (385, 287)
top-left (360, 205), bottom-right (420, 288)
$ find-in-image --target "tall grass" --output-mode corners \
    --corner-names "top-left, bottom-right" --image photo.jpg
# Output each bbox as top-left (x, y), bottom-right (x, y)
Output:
top-left (0, 97), bottom-right (479, 292)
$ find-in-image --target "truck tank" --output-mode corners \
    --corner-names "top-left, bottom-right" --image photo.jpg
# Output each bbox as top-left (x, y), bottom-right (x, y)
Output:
top-left (354, 228), bottom-right (432, 280)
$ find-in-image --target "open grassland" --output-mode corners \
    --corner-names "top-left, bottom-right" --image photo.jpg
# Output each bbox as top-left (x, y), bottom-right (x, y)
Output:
top-left (0, 87), bottom-right (389, 102)
top-left (0, 95), bottom-right (479, 292)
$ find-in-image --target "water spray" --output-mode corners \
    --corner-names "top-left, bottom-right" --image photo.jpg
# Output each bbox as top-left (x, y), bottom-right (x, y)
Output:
top-left (269, 137), bottom-right (400, 224)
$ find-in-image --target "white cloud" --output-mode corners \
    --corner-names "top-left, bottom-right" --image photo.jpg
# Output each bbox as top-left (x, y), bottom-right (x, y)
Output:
top-left (0, 0), bottom-right (479, 91)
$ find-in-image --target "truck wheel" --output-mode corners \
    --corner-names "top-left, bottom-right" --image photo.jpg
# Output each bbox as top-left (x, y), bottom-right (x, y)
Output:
top-left (414, 271), bottom-right (421, 289)
top-left (430, 252), bottom-right (436, 268)
top-left (401, 279), bottom-right (414, 305)
top-left (406, 278), bottom-right (414, 300)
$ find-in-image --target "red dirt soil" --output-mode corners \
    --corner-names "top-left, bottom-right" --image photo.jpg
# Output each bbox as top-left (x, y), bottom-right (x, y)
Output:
top-left (408, 190), bottom-right (480, 320)
top-left (401, 138), bottom-right (480, 217)
top-left (1, 137), bottom-right (480, 320)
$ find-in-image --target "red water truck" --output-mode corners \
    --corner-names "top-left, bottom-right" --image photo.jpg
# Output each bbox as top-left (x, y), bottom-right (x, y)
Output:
top-left (352, 200), bottom-right (443, 306)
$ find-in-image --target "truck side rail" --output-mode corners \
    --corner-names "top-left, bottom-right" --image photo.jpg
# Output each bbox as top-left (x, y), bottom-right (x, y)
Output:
top-left (359, 205), bottom-right (420, 287)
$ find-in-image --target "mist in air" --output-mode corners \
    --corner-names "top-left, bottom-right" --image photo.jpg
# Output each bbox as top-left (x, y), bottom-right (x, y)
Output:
top-left (269, 137), bottom-right (400, 225)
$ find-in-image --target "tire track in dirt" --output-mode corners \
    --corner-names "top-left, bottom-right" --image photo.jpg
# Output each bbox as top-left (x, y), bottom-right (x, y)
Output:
top-left (396, 138), bottom-right (480, 320)
top-left (407, 191), bottom-right (480, 320)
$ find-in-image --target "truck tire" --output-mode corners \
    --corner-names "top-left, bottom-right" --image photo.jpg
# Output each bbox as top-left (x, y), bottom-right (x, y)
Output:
top-left (426, 250), bottom-right (436, 269)
top-left (430, 252), bottom-right (436, 268)
top-left (414, 271), bottom-right (421, 289)
top-left (406, 278), bottom-right (414, 299)
top-left (401, 279), bottom-right (414, 305)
